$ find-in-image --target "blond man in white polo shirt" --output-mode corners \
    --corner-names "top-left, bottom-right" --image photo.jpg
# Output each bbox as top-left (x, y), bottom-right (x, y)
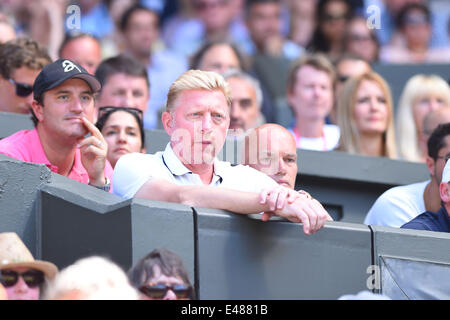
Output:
top-left (113, 70), bottom-right (332, 235)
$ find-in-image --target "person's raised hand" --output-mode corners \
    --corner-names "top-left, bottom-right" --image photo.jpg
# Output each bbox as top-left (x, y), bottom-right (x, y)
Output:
top-left (78, 117), bottom-right (108, 187)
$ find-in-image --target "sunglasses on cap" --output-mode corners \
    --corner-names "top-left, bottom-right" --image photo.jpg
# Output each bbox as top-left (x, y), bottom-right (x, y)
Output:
top-left (139, 283), bottom-right (193, 299)
top-left (0, 269), bottom-right (45, 288)
top-left (8, 78), bottom-right (33, 97)
top-left (98, 106), bottom-right (144, 119)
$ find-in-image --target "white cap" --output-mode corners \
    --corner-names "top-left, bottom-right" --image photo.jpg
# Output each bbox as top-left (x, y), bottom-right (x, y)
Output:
top-left (442, 159), bottom-right (450, 183)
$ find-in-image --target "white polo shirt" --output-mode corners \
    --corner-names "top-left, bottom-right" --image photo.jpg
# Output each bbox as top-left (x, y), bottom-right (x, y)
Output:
top-left (113, 143), bottom-right (279, 199)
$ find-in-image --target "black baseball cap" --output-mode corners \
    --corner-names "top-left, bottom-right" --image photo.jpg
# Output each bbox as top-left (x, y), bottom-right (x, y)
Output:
top-left (33, 59), bottom-right (101, 101)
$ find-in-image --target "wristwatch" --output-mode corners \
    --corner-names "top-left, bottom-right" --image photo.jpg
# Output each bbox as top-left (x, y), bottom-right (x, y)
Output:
top-left (89, 177), bottom-right (111, 192)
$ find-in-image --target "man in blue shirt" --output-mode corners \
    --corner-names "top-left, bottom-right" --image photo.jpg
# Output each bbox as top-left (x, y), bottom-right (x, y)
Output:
top-left (402, 152), bottom-right (450, 233)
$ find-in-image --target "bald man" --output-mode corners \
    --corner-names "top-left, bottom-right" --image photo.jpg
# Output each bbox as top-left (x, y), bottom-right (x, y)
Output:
top-left (244, 123), bottom-right (298, 189)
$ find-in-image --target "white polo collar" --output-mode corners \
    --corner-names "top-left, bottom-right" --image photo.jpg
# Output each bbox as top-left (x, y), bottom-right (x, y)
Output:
top-left (161, 143), bottom-right (225, 183)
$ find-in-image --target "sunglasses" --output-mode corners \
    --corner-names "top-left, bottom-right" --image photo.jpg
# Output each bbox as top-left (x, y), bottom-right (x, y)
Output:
top-left (98, 106), bottom-right (144, 119)
top-left (0, 269), bottom-right (45, 288)
top-left (8, 78), bottom-right (33, 97)
top-left (139, 283), bottom-right (193, 299)
top-left (322, 13), bottom-right (348, 22)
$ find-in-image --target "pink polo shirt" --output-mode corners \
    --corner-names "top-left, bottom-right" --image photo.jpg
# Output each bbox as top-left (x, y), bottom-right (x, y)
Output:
top-left (0, 128), bottom-right (114, 191)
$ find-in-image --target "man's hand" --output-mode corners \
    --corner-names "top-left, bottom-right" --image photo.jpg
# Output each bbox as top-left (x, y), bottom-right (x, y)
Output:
top-left (78, 117), bottom-right (108, 187)
top-left (259, 187), bottom-right (318, 222)
top-left (274, 196), bottom-right (333, 235)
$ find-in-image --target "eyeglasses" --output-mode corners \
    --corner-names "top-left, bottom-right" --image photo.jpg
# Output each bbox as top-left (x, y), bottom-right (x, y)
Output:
top-left (8, 78), bottom-right (33, 97)
top-left (232, 98), bottom-right (253, 109)
top-left (0, 269), bottom-right (45, 288)
top-left (322, 13), bottom-right (348, 22)
top-left (139, 283), bottom-right (193, 299)
top-left (98, 106), bottom-right (143, 119)
top-left (348, 33), bottom-right (374, 42)
top-left (436, 154), bottom-right (450, 162)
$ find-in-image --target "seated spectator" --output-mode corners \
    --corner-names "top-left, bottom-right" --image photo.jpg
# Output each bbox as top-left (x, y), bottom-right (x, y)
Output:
top-left (0, 38), bottom-right (52, 114)
top-left (96, 106), bottom-right (146, 168)
top-left (418, 107), bottom-right (450, 162)
top-left (190, 40), bottom-right (276, 123)
top-left (244, 123), bottom-right (298, 190)
top-left (128, 248), bottom-right (194, 300)
top-left (380, 3), bottom-right (450, 64)
top-left (162, 0), bottom-right (248, 57)
top-left (190, 40), bottom-right (248, 74)
top-left (365, 123), bottom-right (450, 227)
top-left (43, 256), bottom-right (139, 300)
top-left (307, 0), bottom-right (353, 61)
top-left (333, 53), bottom-right (372, 123)
top-left (94, 54), bottom-right (150, 123)
top-left (113, 70), bottom-right (332, 235)
top-left (222, 69), bottom-right (265, 135)
top-left (0, 232), bottom-right (58, 300)
top-left (74, 0), bottom-right (114, 39)
top-left (59, 33), bottom-right (102, 76)
top-left (402, 156), bottom-right (450, 233)
top-left (343, 15), bottom-right (380, 64)
top-left (287, 0), bottom-right (317, 48)
top-left (396, 74), bottom-right (450, 162)
top-left (119, 4), bottom-right (188, 129)
top-left (242, 0), bottom-right (303, 59)
top-left (1, 0), bottom-right (65, 60)
top-left (0, 59), bottom-right (113, 192)
top-left (287, 53), bottom-right (340, 151)
top-left (336, 72), bottom-right (397, 159)
top-left (0, 19), bottom-right (16, 44)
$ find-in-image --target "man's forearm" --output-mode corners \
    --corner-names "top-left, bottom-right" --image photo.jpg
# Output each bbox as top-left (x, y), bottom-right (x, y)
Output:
top-left (135, 178), bottom-right (270, 214)
top-left (179, 185), bottom-right (269, 214)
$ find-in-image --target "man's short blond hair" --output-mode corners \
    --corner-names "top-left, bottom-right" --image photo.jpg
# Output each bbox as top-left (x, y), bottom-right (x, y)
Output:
top-left (166, 69), bottom-right (232, 112)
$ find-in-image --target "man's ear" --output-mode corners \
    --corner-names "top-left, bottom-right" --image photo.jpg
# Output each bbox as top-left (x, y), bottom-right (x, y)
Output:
top-left (161, 111), bottom-right (174, 135)
top-left (440, 182), bottom-right (450, 202)
top-left (426, 156), bottom-right (435, 176)
top-left (31, 100), bottom-right (44, 122)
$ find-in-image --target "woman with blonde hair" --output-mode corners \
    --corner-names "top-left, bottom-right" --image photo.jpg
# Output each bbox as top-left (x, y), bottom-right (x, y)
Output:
top-left (337, 72), bottom-right (397, 158)
top-left (396, 74), bottom-right (450, 162)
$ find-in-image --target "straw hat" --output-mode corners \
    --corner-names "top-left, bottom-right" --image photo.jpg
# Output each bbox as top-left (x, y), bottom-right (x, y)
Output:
top-left (0, 233), bottom-right (58, 279)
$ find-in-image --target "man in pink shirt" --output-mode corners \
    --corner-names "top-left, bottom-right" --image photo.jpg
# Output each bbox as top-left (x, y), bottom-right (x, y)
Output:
top-left (0, 59), bottom-right (112, 192)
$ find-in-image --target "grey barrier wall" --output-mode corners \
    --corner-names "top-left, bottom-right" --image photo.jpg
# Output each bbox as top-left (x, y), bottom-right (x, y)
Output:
top-left (37, 173), bottom-right (196, 281)
top-left (0, 154), bottom-right (51, 256)
top-left (1, 155), bottom-right (450, 299)
top-left (195, 207), bottom-right (372, 300)
top-left (370, 226), bottom-right (450, 300)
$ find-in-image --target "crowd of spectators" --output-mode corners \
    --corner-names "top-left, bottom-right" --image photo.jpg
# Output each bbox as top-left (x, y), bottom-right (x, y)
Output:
top-left (1, 0), bottom-right (450, 300)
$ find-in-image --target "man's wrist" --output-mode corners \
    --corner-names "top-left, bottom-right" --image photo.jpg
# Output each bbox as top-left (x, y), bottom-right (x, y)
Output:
top-left (89, 177), bottom-right (111, 192)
